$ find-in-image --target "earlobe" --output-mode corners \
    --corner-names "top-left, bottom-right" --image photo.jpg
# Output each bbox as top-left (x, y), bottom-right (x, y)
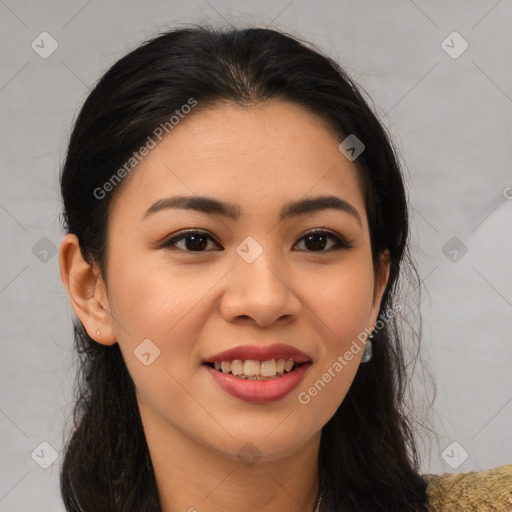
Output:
top-left (59, 233), bottom-right (117, 346)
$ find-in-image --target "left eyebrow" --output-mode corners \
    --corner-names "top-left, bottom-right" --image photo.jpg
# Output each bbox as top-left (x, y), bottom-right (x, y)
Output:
top-left (143, 194), bottom-right (362, 228)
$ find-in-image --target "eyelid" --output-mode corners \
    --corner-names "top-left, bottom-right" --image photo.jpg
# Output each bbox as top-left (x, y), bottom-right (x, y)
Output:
top-left (160, 227), bottom-right (354, 252)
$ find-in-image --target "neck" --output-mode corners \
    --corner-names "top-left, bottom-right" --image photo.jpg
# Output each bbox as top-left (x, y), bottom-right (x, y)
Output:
top-left (140, 404), bottom-right (321, 512)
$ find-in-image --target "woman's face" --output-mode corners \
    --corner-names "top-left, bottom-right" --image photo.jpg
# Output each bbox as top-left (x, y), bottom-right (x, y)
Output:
top-left (92, 100), bottom-right (389, 462)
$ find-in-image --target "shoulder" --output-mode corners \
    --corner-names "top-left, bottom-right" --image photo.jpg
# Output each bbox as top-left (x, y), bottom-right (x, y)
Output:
top-left (424, 464), bottom-right (512, 511)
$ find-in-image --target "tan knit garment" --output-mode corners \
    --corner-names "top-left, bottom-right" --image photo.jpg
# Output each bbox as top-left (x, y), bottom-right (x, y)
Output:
top-left (424, 464), bottom-right (512, 511)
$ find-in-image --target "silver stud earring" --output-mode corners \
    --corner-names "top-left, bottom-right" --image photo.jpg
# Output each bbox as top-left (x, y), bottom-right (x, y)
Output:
top-left (361, 331), bottom-right (374, 363)
top-left (96, 329), bottom-right (100, 336)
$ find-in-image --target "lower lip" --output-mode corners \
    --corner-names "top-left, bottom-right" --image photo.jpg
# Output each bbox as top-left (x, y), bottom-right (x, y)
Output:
top-left (203, 363), bottom-right (312, 404)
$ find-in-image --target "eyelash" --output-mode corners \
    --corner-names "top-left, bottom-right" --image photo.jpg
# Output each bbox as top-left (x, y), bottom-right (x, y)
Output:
top-left (161, 228), bottom-right (354, 253)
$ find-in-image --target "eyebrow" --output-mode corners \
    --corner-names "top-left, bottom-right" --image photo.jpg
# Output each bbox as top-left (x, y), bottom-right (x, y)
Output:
top-left (143, 194), bottom-right (362, 227)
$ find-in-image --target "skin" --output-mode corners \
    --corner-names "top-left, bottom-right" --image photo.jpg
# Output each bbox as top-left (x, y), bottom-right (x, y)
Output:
top-left (60, 100), bottom-right (390, 512)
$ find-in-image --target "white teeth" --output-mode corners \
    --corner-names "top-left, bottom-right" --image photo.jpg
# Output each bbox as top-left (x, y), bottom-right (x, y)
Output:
top-left (243, 360), bottom-right (260, 376)
top-left (260, 359), bottom-right (277, 377)
top-left (230, 359), bottom-right (243, 376)
top-left (209, 358), bottom-right (298, 379)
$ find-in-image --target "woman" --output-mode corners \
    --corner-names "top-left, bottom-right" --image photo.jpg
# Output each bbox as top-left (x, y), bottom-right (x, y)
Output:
top-left (58, 25), bottom-right (511, 511)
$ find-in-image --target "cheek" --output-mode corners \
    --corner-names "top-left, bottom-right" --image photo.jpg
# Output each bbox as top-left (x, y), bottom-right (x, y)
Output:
top-left (309, 255), bottom-right (376, 344)
top-left (107, 250), bottom-right (209, 342)
top-left (103, 250), bottom-right (202, 381)
top-left (293, 258), bottom-right (375, 421)
top-left (105, 252), bottom-right (239, 411)
top-left (106, 263), bottom-right (209, 430)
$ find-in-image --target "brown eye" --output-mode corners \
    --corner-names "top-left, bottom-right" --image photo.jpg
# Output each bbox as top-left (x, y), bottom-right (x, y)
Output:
top-left (294, 229), bottom-right (352, 252)
top-left (162, 230), bottom-right (220, 252)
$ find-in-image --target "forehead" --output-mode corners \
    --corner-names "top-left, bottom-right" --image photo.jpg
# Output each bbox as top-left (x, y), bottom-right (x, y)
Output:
top-left (109, 100), bottom-right (367, 225)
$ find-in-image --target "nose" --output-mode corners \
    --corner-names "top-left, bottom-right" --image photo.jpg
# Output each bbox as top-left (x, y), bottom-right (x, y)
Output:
top-left (219, 247), bottom-right (302, 327)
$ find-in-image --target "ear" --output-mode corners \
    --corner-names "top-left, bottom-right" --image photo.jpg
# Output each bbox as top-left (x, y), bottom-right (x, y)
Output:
top-left (369, 250), bottom-right (391, 326)
top-left (59, 233), bottom-right (117, 346)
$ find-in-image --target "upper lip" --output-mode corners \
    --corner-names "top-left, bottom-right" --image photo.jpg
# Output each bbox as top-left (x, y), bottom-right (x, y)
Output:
top-left (203, 343), bottom-right (312, 364)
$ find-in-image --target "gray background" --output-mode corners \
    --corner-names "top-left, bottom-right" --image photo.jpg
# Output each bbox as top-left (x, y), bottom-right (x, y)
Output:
top-left (1, 1), bottom-right (511, 510)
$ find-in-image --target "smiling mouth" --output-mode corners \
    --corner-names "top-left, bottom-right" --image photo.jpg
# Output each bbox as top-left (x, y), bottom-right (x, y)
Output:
top-left (204, 358), bottom-right (305, 380)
